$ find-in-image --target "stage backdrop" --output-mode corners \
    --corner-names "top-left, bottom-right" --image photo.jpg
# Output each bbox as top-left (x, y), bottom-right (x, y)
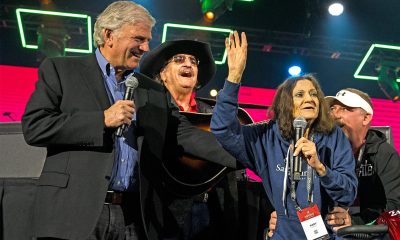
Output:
top-left (1, 64), bottom-right (399, 152)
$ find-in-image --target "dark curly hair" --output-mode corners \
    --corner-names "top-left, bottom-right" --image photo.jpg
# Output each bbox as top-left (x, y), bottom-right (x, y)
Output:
top-left (268, 74), bottom-right (335, 140)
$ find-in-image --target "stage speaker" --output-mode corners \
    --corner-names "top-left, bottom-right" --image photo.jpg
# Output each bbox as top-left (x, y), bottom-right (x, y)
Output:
top-left (0, 122), bottom-right (45, 178)
top-left (0, 122), bottom-right (46, 239)
top-left (371, 126), bottom-right (394, 147)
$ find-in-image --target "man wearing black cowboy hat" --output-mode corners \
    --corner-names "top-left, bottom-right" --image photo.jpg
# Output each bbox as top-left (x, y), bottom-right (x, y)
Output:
top-left (140, 39), bottom-right (215, 95)
top-left (140, 40), bottom-right (241, 240)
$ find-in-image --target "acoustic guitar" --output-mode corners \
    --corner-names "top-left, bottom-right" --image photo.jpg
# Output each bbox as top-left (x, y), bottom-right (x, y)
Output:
top-left (161, 108), bottom-right (254, 197)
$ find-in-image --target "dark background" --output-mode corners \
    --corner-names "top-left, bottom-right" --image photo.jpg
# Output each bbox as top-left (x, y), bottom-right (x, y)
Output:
top-left (1, 0), bottom-right (399, 99)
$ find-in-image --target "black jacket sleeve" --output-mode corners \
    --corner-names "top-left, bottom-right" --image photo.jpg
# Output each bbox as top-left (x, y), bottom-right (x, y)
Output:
top-left (352, 141), bottom-right (400, 225)
top-left (21, 57), bottom-right (108, 148)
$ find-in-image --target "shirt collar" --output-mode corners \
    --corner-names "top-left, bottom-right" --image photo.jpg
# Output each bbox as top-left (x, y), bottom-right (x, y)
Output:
top-left (95, 48), bottom-right (134, 79)
top-left (178, 92), bottom-right (198, 112)
top-left (95, 48), bottom-right (110, 77)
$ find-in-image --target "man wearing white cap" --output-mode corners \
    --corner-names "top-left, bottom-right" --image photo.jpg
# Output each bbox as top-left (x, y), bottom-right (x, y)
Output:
top-left (325, 88), bottom-right (400, 229)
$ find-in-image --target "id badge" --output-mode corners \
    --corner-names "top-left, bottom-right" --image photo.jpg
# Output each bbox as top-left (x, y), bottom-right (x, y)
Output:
top-left (297, 204), bottom-right (329, 240)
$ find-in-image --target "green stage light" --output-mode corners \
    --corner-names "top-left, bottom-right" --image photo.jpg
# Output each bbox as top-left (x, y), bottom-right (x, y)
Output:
top-left (354, 43), bottom-right (400, 82)
top-left (377, 64), bottom-right (400, 102)
top-left (200, 0), bottom-right (233, 22)
top-left (162, 23), bottom-right (233, 65)
top-left (16, 8), bottom-right (92, 53)
top-left (201, 0), bottom-right (225, 13)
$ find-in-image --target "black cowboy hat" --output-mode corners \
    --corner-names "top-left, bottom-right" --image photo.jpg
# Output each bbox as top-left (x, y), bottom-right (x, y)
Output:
top-left (140, 40), bottom-right (216, 89)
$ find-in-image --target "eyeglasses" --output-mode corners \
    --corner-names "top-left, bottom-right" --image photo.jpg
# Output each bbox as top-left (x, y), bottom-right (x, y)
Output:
top-left (167, 55), bottom-right (200, 66)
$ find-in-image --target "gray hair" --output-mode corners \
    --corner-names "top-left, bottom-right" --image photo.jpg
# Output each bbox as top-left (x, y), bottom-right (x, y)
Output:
top-left (154, 73), bottom-right (163, 85)
top-left (93, 1), bottom-right (155, 48)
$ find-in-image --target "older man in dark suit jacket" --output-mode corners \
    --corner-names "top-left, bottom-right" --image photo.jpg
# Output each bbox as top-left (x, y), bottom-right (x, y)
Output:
top-left (22, 1), bottom-right (236, 240)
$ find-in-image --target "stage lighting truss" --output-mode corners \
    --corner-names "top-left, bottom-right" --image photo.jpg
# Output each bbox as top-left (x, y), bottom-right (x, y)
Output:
top-left (354, 43), bottom-right (400, 83)
top-left (16, 8), bottom-right (92, 53)
top-left (162, 23), bottom-right (233, 65)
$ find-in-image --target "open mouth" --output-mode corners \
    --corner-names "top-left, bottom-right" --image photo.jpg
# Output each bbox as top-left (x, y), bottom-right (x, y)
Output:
top-left (302, 106), bottom-right (315, 110)
top-left (179, 69), bottom-right (193, 78)
top-left (130, 49), bottom-right (143, 59)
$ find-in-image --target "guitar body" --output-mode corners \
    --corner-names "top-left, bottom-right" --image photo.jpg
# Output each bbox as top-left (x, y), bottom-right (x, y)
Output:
top-left (162, 108), bottom-right (254, 197)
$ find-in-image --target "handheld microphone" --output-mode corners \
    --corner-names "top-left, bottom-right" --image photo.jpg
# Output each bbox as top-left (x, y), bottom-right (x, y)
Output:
top-left (292, 116), bottom-right (307, 181)
top-left (115, 75), bottom-right (139, 137)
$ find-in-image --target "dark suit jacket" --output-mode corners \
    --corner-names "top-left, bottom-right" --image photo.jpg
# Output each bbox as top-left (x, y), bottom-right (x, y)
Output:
top-left (22, 54), bottom-right (237, 240)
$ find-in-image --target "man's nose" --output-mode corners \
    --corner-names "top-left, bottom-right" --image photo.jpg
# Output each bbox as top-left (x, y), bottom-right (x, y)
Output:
top-left (330, 111), bottom-right (340, 119)
top-left (183, 57), bottom-right (194, 66)
top-left (139, 41), bottom-right (150, 52)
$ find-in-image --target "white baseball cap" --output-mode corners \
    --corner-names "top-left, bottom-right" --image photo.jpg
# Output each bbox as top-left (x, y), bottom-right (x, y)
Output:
top-left (325, 89), bottom-right (374, 116)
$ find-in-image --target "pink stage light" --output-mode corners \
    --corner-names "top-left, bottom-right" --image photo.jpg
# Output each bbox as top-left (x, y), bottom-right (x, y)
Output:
top-left (0, 65), bottom-right (38, 122)
top-left (1, 65), bottom-right (399, 152)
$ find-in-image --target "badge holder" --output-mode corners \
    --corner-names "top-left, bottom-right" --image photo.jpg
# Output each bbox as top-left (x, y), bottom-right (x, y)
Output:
top-left (297, 204), bottom-right (329, 240)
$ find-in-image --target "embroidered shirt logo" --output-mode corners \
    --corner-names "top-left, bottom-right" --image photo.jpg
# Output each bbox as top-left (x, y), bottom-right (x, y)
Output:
top-left (356, 160), bottom-right (374, 177)
top-left (276, 164), bottom-right (310, 179)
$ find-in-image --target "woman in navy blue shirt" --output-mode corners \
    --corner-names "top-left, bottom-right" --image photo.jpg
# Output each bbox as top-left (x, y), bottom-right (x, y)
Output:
top-left (211, 31), bottom-right (357, 239)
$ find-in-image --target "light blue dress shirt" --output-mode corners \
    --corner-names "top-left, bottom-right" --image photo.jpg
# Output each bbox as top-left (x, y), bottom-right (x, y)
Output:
top-left (95, 48), bottom-right (139, 192)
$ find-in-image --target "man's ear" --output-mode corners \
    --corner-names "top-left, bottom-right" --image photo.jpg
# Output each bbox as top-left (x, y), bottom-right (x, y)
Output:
top-left (363, 113), bottom-right (372, 126)
top-left (103, 29), bottom-right (113, 47)
top-left (160, 67), bottom-right (167, 83)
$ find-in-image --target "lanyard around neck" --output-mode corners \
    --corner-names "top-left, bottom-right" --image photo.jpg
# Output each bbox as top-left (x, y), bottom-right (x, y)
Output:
top-left (290, 135), bottom-right (315, 210)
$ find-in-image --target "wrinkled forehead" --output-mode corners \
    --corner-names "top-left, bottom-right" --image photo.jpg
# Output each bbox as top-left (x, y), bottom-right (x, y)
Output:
top-left (293, 79), bottom-right (317, 91)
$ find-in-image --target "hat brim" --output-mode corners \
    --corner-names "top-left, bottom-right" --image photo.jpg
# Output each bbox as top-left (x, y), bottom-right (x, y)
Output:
top-left (140, 40), bottom-right (216, 89)
top-left (325, 96), bottom-right (337, 107)
top-left (325, 91), bottom-right (373, 115)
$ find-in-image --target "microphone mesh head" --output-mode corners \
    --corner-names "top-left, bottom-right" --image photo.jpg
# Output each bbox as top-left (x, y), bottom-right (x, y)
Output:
top-left (293, 116), bottom-right (307, 129)
top-left (125, 75), bottom-right (139, 89)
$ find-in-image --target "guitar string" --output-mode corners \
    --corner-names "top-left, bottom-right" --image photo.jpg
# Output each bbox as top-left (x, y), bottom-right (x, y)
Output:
top-left (161, 162), bottom-right (228, 187)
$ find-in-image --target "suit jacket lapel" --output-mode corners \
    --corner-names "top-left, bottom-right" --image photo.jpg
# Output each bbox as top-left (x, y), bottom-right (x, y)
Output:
top-left (79, 54), bottom-right (111, 110)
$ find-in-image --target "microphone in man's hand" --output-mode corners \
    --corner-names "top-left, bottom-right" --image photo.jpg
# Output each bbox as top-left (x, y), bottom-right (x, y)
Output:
top-left (292, 116), bottom-right (307, 181)
top-left (115, 75), bottom-right (139, 137)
